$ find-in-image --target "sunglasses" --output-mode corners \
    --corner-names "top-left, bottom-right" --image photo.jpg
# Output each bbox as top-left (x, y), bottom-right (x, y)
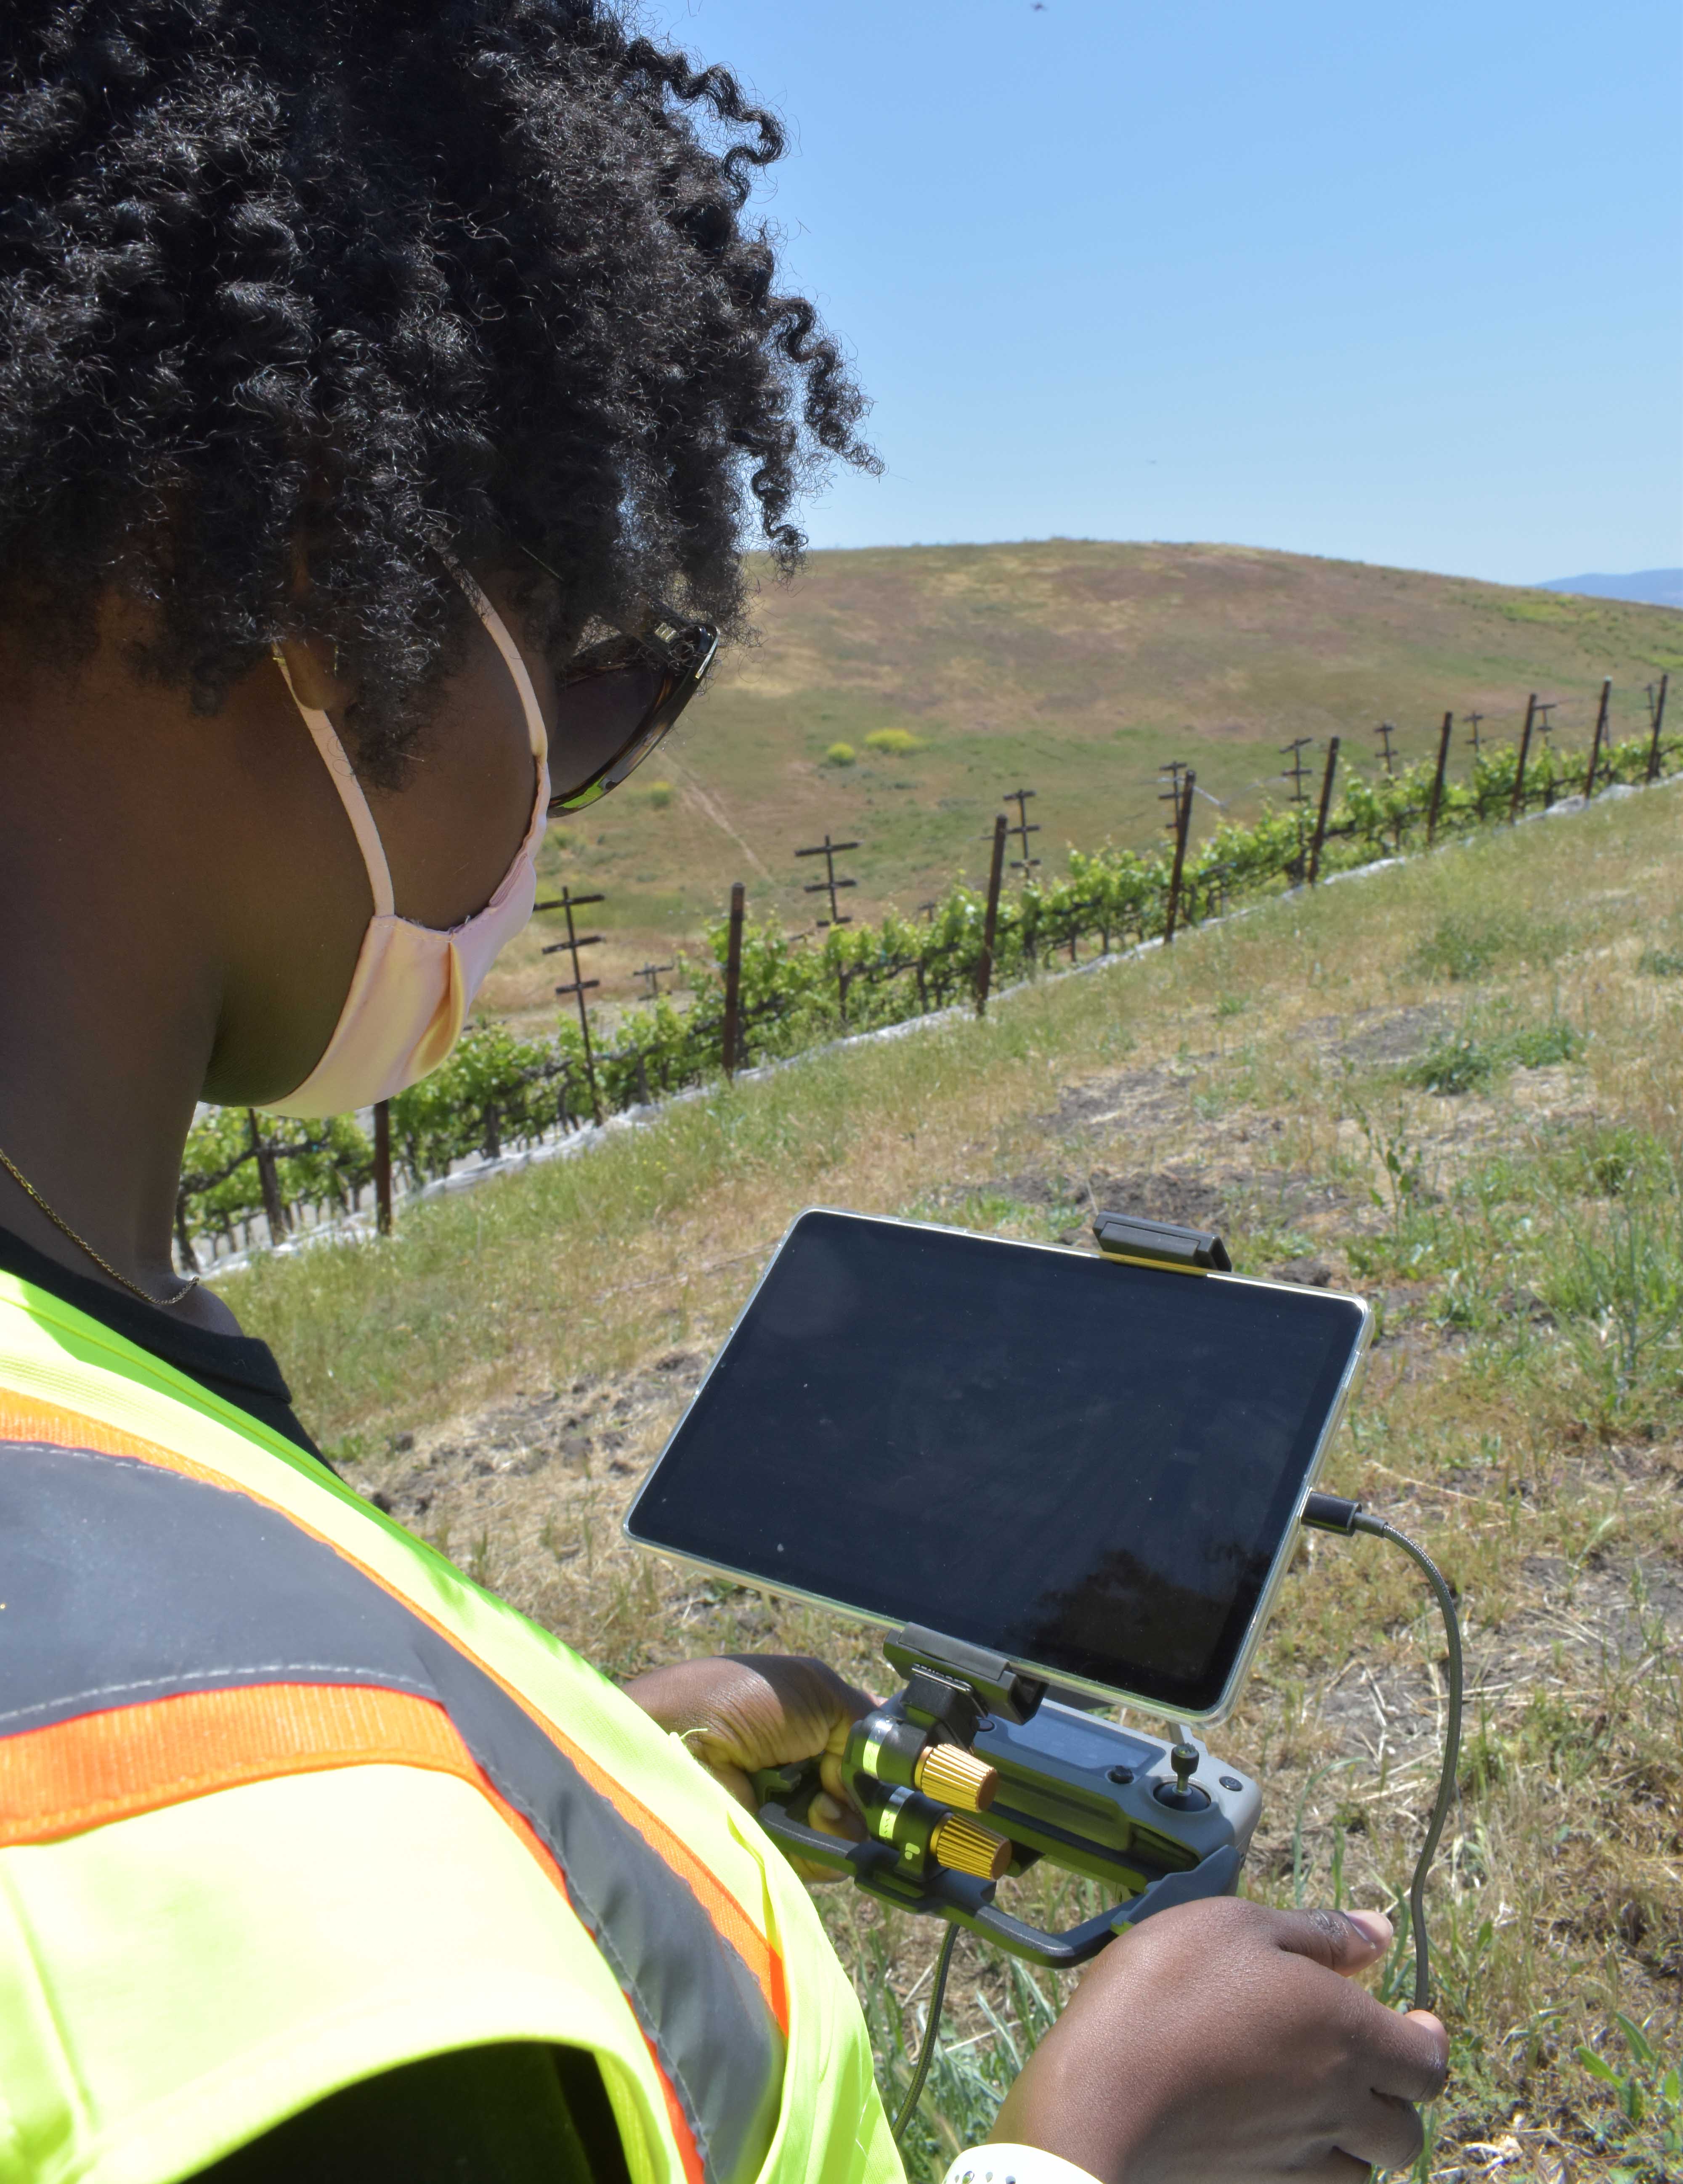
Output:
top-left (546, 605), bottom-right (719, 815)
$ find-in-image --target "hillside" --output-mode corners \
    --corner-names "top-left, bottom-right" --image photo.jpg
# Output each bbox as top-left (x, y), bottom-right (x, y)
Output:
top-left (482, 540), bottom-right (1683, 1028)
top-left (226, 785), bottom-right (1683, 2178)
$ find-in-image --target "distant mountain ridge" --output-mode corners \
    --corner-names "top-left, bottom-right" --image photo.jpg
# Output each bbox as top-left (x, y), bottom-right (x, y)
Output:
top-left (1539, 569), bottom-right (1683, 608)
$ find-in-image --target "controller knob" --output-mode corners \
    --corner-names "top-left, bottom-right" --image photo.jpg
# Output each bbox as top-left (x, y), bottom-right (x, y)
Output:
top-left (914, 1741), bottom-right (1000, 1813)
top-left (930, 1810), bottom-right (1011, 1881)
top-left (1153, 1741), bottom-right (1212, 1813)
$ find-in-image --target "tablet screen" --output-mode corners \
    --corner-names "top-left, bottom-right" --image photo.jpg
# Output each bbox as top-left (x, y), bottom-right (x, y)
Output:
top-left (626, 1210), bottom-right (1367, 1715)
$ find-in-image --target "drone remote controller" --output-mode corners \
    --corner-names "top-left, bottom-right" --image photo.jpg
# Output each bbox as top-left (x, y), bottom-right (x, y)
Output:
top-left (753, 1624), bottom-right (1259, 1967)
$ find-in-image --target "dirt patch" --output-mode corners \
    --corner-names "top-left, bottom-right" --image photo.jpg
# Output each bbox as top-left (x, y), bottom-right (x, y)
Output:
top-left (1303, 1003), bottom-right (1455, 1069)
top-left (1042, 1063), bottom-right (1197, 1134)
top-left (353, 1349), bottom-right (710, 1658)
top-left (1087, 1164), bottom-right (1229, 1229)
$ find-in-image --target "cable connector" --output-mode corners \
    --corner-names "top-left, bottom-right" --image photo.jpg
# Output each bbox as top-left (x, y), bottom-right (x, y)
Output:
top-left (1302, 1492), bottom-right (1385, 1537)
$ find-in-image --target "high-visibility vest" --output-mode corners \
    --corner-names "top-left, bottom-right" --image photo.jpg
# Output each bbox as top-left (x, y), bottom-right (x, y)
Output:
top-left (0, 1270), bottom-right (902, 2184)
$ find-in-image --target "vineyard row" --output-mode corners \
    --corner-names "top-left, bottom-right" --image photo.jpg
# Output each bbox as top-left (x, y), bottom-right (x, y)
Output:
top-left (175, 713), bottom-right (1679, 1269)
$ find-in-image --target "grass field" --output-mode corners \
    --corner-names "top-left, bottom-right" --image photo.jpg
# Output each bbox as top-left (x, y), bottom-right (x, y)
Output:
top-left (224, 783), bottom-right (1683, 2181)
top-left (476, 541), bottom-right (1683, 1036)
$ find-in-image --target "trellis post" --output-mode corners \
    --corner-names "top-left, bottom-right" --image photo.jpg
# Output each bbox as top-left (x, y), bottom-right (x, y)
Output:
top-left (1582, 678), bottom-right (1612, 800)
top-left (1163, 769), bottom-right (1195, 941)
top-left (374, 1100), bottom-right (393, 1236)
top-left (1646, 674), bottom-right (1670, 784)
top-left (976, 815), bottom-right (1008, 1016)
top-left (722, 882), bottom-right (745, 1077)
top-left (1508, 694), bottom-right (1538, 822)
top-left (1425, 712), bottom-right (1453, 846)
top-left (1308, 737), bottom-right (1341, 883)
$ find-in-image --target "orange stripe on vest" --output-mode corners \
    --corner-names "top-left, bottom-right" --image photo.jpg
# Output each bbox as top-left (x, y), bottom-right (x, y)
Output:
top-left (0, 1677), bottom-right (711, 2184)
top-left (0, 1394), bottom-right (788, 2035)
top-left (0, 1681), bottom-right (551, 1877)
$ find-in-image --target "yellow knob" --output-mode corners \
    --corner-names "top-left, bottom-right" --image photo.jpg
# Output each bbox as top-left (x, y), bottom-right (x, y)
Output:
top-left (930, 1810), bottom-right (1011, 1882)
top-left (913, 1741), bottom-right (1000, 1813)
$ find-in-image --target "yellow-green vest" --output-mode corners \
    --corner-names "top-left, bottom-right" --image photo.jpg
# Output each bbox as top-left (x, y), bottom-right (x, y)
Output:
top-left (0, 1270), bottom-right (902, 2184)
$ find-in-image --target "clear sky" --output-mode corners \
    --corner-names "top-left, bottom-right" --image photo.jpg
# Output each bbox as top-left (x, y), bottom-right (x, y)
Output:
top-left (650, 0), bottom-right (1682, 586)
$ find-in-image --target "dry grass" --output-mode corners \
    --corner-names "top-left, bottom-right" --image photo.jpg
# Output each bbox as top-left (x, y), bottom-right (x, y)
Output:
top-left (226, 787), bottom-right (1683, 2181)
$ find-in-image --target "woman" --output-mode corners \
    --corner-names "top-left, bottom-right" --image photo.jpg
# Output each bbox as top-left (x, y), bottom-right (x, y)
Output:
top-left (0, 6), bottom-right (1446, 2179)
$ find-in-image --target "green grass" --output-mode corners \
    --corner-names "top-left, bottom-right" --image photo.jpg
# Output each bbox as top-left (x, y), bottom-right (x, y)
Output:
top-left (224, 787), bottom-right (1683, 2179)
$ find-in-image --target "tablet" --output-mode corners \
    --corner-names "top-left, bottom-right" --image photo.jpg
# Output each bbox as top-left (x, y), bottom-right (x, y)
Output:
top-left (625, 1209), bottom-right (1371, 1719)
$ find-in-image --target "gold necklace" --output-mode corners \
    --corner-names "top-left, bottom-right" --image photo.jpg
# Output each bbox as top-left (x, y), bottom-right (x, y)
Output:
top-left (0, 1142), bottom-right (200, 1310)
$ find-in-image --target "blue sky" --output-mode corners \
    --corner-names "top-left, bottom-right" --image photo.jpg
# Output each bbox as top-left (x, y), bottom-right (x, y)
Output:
top-left (650, 0), bottom-right (1682, 586)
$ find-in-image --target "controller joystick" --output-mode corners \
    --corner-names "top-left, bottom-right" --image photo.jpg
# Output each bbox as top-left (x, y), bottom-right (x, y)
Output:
top-left (1154, 1740), bottom-right (1212, 1813)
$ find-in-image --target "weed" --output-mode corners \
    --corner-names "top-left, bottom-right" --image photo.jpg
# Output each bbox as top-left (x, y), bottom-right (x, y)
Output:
top-left (1408, 1016), bottom-right (1582, 1095)
top-left (1349, 1102), bottom-right (1430, 1236)
top-left (1407, 911), bottom-right (1565, 983)
top-left (1637, 947), bottom-right (1683, 978)
top-left (1412, 1034), bottom-right (1500, 1094)
top-left (1576, 2015), bottom-right (1683, 2176)
top-left (1505, 1019), bottom-right (1582, 1070)
top-left (1543, 1170), bottom-right (1683, 1428)
top-left (824, 741), bottom-right (857, 766)
top-left (842, 1911), bottom-right (1062, 2178)
top-left (865, 729), bottom-right (924, 755)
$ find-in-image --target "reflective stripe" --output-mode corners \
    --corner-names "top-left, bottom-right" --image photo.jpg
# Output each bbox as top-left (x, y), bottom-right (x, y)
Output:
top-left (0, 1685), bottom-right (551, 1859)
top-left (0, 1438), bottom-right (783, 2184)
top-left (0, 1387), bottom-right (787, 2034)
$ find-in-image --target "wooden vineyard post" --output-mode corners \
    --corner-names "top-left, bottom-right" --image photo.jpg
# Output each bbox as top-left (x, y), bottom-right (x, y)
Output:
top-left (1583, 678), bottom-right (1612, 801)
top-left (246, 1111), bottom-right (287, 1242)
top-left (795, 834), bottom-right (859, 928)
top-left (1307, 738), bottom-right (1341, 883)
top-left (1163, 769), bottom-right (1195, 942)
top-left (722, 881), bottom-right (745, 1078)
top-left (1646, 674), bottom-right (1669, 784)
top-left (976, 815), bottom-right (1008, 1017)
top-left (374, 1099), bottom-right (393, 1237)
top-left (1508, 694), bottom-right (1538, 822)
top-left (539, 886), bottom-right (605, 1124)
top-left (1425, 711), bottom-right (1454, 845)
top-left (174, 1194), bottom-right (200, 1276)
top-left (1277, 739), bottom-right (1313, 882)
top-left (1003, 787), bottom-right (1041, 877)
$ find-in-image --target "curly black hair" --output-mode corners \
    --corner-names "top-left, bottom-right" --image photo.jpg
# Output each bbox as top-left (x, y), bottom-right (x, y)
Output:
top-left (0, 0), bottom-right (873, 770)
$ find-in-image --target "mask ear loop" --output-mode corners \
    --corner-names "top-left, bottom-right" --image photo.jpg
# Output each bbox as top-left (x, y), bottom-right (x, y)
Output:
top-left (271, 645), bottom-right (397, 919)
top-left (444, 564), bottom-right (549, 771)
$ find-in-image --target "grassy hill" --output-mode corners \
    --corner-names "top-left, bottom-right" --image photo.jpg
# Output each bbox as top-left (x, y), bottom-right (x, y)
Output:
top-left (228, 785), bottom-right (1683, 2178)
top-left (483, 540), bottom-right (1683, 1030)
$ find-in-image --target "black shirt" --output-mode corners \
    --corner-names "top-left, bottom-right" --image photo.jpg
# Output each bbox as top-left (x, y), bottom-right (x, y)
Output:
top-left (0, 1222), bottom-right (328, 1466)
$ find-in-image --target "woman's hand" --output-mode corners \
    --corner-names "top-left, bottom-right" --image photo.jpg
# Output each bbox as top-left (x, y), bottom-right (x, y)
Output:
top-left (990, 1897), bottom-right (1449, 2182)
top-left (624, 1653), bottom-right (875, 1861)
